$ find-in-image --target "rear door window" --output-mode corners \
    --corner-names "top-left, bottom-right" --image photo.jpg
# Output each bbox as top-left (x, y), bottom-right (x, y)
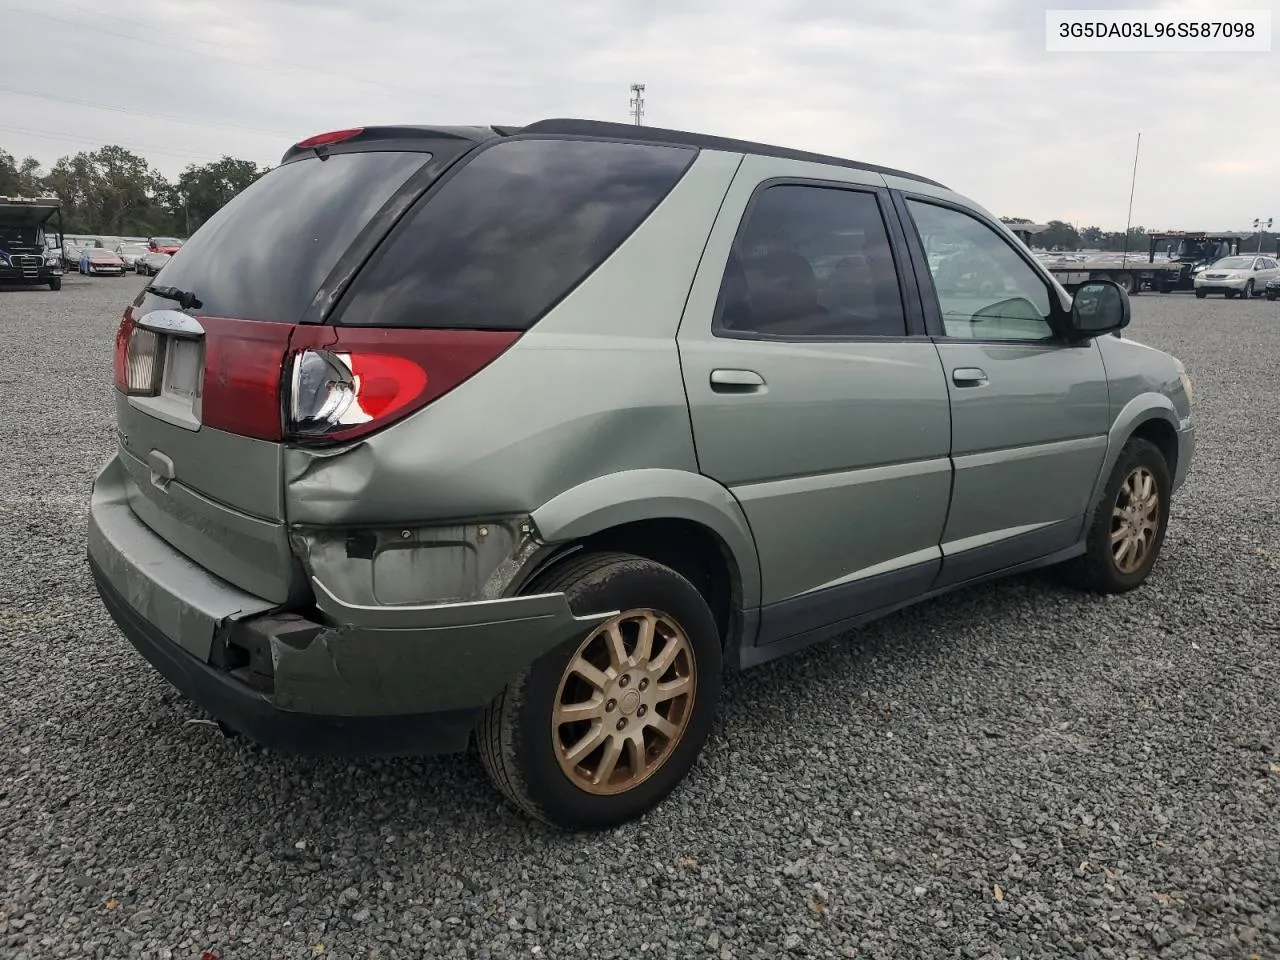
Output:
top-left (135, 151), bottom-right (429, 323)
top-left (335, 137), bottom-right (696, 330)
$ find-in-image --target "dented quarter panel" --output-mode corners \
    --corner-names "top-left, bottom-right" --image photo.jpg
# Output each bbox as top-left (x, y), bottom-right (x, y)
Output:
top-left (290, 517), bottom-right (542, 607)
top-left (283, 150), bottom-right (744, 531)
top-left (271, 588), bottom-right (616, 714)
top-left (530, 468), bottom-right (763, 609)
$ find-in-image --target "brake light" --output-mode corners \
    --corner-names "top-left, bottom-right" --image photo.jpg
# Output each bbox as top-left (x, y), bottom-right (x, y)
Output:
top-left (284, 327), bottom-right (520, 443)
top-left (295, 127), bottom-right (364, 149)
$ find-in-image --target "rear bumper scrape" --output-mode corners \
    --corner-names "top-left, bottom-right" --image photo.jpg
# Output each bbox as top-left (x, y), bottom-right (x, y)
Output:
top-left (88, 454), bottom-right (615, 757)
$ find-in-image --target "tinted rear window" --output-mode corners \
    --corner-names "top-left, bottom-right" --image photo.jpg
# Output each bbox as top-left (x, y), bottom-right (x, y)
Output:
top-left (336, 137), bottom-right (696, 330)
top-left (137, 151), bottom-right (428, 322)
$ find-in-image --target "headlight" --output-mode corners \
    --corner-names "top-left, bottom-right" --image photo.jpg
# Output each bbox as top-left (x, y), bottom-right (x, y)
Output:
top-left (1175, 358), bottom-right (1193, 403)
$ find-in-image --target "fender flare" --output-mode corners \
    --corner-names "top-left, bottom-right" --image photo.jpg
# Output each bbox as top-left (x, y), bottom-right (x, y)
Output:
top-left (528, 468), bottom-right (763, 610)
top-left (1085, 393), bottom-right (1181, 525)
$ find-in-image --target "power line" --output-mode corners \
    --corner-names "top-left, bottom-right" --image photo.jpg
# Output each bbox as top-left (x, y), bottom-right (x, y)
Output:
top-left (0, 123), bottom-right (252, 163)
top-left (0, 86), bottom-right (286, 139)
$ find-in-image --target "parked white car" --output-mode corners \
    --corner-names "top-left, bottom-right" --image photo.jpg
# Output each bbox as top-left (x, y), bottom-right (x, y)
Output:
top-left (1193, 255), bottom-right (1280, 299)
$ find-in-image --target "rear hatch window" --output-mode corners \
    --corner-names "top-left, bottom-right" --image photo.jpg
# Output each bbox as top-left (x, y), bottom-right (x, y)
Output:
top-left (334, 137), bottom-right (696, 330)
top-left (136, 150), bottom-right (429, 323)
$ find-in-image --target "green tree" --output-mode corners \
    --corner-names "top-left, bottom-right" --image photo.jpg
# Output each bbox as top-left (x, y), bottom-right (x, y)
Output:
top-left (169, 156), bottom-right (267, 233)
top-left (1080, 225), bottom-right (1103, 246)
top-left (0, 149), bottom-right (44, 196)
top-left (1040, 220), bottom-right (1081, 251)
top-left (42, 146), bottom-right (174, 235)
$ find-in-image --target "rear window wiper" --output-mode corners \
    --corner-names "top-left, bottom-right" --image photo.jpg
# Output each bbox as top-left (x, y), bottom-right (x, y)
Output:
top-left (148, 284), bottom-right (203, 311)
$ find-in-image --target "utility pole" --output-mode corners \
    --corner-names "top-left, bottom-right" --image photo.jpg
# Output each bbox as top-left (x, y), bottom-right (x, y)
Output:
top-left (629, 83), bottom-right (646, 125)
top-left (1253, 217), bottom-right (1272, 253)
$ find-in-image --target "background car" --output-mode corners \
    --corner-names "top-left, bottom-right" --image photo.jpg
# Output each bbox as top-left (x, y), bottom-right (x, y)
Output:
top-left (79, 248), bottom-right (126, 276)
top-left (62, 239), bottom-right (91, 269)
top-left (1266, 276), bottom-right (1280, 301)
top-left (114, 242), bottom-right (149, 271)
top-left (147, 236), bottom-right (184, 255)
top-left (134, 251), bottom-right (170, 276)
top-left (1193, 254), bottom-right (1280, 299)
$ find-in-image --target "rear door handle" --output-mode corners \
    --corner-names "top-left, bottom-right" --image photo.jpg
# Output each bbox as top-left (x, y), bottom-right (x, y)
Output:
top-left (951, 367), bottom-right (988, 387)
top-left (710, 369), bottom-right (766, 392)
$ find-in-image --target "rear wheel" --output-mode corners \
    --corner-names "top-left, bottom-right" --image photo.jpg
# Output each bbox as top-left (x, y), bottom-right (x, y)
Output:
top-left (1060, 437), bottom-right (1171, 593)
top-left (478, 551), bottom-right (722, 830)
top-left (1114, 273), bottom-right (1135, 294)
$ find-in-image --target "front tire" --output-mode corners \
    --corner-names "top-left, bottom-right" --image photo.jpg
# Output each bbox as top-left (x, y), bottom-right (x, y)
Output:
top-left (478, 552), bottom-right (723, 830)
top-left (1195, 289), bottom-right (1207, 299)
top-left (48, 278), bottom-right (61, 291)
top-left (1243, 280), bottom-right (1254, 299)
top-left (1061, 437), bottom-right (1171, 593)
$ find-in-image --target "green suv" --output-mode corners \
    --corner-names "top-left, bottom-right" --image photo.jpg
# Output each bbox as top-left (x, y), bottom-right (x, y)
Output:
top-left (87, 119), bottom-right (1195, 830)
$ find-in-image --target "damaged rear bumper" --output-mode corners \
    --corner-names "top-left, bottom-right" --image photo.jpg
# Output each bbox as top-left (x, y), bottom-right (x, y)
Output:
top-left (87, 455), bottom-right (611, 757)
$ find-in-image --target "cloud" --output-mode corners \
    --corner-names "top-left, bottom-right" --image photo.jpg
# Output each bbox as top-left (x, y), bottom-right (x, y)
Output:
top-left (1, 0), bottom-right (1275, 229)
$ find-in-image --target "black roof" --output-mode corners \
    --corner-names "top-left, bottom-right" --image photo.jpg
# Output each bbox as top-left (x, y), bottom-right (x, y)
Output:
top-left (519, 119), bottom-right (946, 188)
top-left (278, 119), bottom-right (945, 188)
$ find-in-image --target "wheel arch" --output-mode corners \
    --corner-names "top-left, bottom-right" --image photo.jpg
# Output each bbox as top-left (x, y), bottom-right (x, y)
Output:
top-left (521, 469), bottom-right (763, 650)
top-left (1085, 395), bottom-right (1181, 527)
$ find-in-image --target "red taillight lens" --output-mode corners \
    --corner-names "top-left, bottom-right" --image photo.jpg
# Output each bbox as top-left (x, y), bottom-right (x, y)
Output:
top-left (295, 127), bottom-right (364, 149)
top-left (200, 318), bottom-right (295, 441)
top-left (284, 327), bottom-right (520, 444)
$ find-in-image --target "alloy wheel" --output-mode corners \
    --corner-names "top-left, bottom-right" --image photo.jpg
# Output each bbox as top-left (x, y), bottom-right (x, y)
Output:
top-left (551, 608), bottom-right (696, 796)
top-left (1111, 466), bottom-right (1160, 574)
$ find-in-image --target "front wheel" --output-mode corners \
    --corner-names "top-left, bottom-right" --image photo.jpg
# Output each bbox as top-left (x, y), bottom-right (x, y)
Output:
top-left (48, 278), bottom-right (61, 291)
top-left (1266, 292), bottom-right (1277, 301)
top-left (1243, 280), bottom-right (1254, 299)
top-left (1195, 289), bottom-right (1207, 299)
top-left (478, 552), bottom-right (722, 830)
top-left (1060, 437), bottom-right (1171, 593)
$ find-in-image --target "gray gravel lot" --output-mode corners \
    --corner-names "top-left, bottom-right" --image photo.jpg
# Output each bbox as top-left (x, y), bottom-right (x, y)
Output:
top-left (2, 275), bottom-right (1278, 960)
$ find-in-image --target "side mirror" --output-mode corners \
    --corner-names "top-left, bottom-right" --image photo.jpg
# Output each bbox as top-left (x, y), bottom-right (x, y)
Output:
top-left (1067, 279), bottom-right (1130, 337)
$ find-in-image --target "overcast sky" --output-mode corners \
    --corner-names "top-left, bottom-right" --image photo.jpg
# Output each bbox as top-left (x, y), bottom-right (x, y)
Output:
top-left (2, 0), bottom-right (1275, 230)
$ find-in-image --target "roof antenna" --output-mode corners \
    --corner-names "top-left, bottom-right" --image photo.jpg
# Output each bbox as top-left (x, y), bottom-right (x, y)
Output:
top-left (629, 83), bottom-right (646, 125)
top-left (1121, 132), bottom-right (1140, 266)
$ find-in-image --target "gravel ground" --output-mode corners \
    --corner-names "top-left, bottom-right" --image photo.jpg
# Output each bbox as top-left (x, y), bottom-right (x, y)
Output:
top-left (2, 275), bottom-right (1278, 960)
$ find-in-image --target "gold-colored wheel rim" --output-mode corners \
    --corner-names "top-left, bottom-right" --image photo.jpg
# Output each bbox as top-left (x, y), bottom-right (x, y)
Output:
top-left (1111, 466), bottom-right (1160, 574)
top-left (551, 608), bottom-right (696, 796)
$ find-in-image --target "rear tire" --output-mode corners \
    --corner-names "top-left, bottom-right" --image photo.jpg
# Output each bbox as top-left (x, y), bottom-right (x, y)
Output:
top-left (1115, 273), bottom-right (1134, 294)
top-left (1059, 437), bottom-right (1171, 594)
top-left (477, 551), bottom-right (722, 830)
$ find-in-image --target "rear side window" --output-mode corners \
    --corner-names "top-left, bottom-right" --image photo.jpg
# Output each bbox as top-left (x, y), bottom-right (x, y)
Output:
top-left (336, 137), bottom-right (696, 330)
top-left (137, 151), bottom-right (428, 322)
top-left (714, 184), bottom-right (908, 338)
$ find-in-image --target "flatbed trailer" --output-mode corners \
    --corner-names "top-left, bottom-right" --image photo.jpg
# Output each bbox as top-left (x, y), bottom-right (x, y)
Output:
top-left (1045, 257), bottom-right (1178, 295)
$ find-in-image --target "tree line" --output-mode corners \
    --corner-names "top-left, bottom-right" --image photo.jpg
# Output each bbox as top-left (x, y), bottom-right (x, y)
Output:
top-left (1, 145), bottom-right (266, 237)
top-left (1001, 217), bottom-right (1278, 254)
top-left (6, 144), bottom-right (1276, 254)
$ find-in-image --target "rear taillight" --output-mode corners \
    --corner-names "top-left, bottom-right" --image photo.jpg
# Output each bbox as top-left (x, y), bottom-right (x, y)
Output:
top-left (295, 127), bottom-right (364, 149)
top-left (114, 312), bottom-right (519, 444)
top-left (113, 309), bottom-right (163, 396)
top-left (284, 327), bottom-right (520, 444)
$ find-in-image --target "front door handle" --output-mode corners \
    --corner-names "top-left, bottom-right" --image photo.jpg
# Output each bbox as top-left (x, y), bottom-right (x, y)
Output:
top-left (951, 367), bottom-right (988, 387)
top-left (710, 368), bottom-right (766, 392)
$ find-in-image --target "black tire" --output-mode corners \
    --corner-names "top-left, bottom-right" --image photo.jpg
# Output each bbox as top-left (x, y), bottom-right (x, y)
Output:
top-left (477, 551), bottom-right (723, 830)
top-left (1060, 437), bottom-right (1172, 593)
top-left (1266, 292), bottom-right (1277, 301)
top-left (1114, 273), bottom-right (1134, 294)
top-left (48, 278), bottom-right (61, 291)
top-left (1195, 289), bottom-right (1207, 299)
